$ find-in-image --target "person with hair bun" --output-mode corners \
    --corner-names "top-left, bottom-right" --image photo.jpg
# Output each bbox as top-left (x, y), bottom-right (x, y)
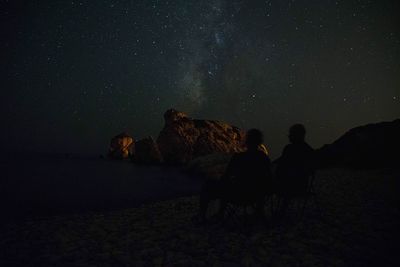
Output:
top-left (195, 129), bottom-right (272, 223)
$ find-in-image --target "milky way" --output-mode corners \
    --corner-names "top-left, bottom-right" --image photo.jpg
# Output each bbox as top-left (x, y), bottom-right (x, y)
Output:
top-left (1, 0), bottom-right (399, 157)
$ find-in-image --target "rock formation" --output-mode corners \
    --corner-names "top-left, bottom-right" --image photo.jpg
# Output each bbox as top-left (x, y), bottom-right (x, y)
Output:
top-left (108, 132), bottom-right (134, 159)
top-left (316, 119), bottom-right (400, 168)
top-left (157, 109), bottom-right (246, 163)
top-left (134, 136), bottom-right (163, 164)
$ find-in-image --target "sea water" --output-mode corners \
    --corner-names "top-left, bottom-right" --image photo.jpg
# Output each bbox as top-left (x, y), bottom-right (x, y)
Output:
top-left (1, 155), bottom-right (201, 219)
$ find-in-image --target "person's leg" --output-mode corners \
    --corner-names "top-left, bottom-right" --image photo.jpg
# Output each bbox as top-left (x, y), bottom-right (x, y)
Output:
top-left (216, 198), bottom-right (227, 219)
top-left (279, 196), bottom-right (291, 220)
top-left (198, 179), bottom-right (222, 220)
top-left (255, 197), bottom-right (265, 219)
top-left (214, 181), bottom-right (235, 219)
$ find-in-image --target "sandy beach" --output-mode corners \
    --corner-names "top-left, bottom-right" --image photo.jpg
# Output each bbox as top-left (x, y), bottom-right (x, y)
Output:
top-left (1, 167), bottom-right (398, 266)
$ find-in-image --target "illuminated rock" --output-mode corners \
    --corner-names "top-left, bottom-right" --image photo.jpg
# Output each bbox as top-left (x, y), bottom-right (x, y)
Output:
top-left (157, 109), bottom-right (246, 163)
top-left (108, 132), bottom-right (134, 159)
top-left (135, 136), bottom-right (163, 164)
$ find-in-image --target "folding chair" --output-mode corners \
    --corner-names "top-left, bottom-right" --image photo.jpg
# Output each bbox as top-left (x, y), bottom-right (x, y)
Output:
top-left (223, 193), bottom-right (274, 229)
top-left (224, 198), bottom-right (257, 227)
top-left (273, 171), bottom-right (322, 221)
top-left (299, 171), bottom-right (322, 220)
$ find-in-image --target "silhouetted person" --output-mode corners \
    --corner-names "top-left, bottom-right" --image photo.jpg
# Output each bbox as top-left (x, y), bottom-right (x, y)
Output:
top-left (196, 129), bottom-right (272, 223)
top-left (275, 124), bottom-right (314, 215)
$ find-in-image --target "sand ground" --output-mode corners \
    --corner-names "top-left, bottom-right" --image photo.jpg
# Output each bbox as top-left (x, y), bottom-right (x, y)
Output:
top-left (1, 168), bottom-right (399, 266)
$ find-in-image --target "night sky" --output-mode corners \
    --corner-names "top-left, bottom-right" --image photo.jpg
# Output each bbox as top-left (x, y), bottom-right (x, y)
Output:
top-left (1, 0), bottom-right (399, 158)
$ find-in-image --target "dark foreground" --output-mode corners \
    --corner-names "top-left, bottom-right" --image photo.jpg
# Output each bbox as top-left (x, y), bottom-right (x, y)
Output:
top-left (1, 168), bottom-right (399, 266)
top-left (0, 157), bottom-right (203, 220)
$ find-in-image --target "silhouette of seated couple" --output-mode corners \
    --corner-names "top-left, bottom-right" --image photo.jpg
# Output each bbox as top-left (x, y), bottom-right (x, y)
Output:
top-left (197, 124), bottom-right (314, 223)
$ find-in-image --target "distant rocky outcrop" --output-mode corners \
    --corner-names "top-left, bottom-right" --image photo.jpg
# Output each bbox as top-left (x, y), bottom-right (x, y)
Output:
top-left (316, 119), bottom-right (400, 168)
top-left (134, 136), bottom-right (163, 164)
top-left (108, 132), bottom-right (134, 159)
top-left (157, 109), bottom-right (246, 164)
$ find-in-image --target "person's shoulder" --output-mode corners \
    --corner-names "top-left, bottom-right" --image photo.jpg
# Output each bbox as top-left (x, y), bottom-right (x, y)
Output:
top-left (258, 149), bottom-right (270, 157)
top-left (234, 151), bottom-right (247, 157)
top-left (254, 150), bottom-right (271, 162)
top-left (282, 144), bottom-right (293, 153)
top-left (230, 152), bottom-right (245, 161)
top-left (303, 142), bottom-right (314, 152)
top-left (229, 152), bottom-right (249, 166)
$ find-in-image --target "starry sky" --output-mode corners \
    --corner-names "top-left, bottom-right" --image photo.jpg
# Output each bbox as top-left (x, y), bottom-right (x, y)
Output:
top-left (1, 0), bottom-right (399, 158)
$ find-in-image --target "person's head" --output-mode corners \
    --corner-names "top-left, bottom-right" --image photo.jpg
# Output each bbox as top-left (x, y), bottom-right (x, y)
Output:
top-left (288, 124), bottom-right (306, 144)
top-left (245, 129), bottom-right (263, 150)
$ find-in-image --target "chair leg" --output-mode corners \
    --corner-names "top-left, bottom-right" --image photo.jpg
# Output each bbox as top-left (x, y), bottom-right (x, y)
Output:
top-left (225, 204), bottom-right (236, 219)
top-left (300, 195), bottom-right (309, 221)
top-left (276, 197), bottom-right (281, 213)
top-left (270, 195), bottom-right (274, 215)
top-left (299, 192), bottom-right (324, 221)
top-left (312, 194), bottom-right (323, 219)
top-left (224, 204), bottom-right (244, 227)
top-left (263, 195), bottom-right (272, 216)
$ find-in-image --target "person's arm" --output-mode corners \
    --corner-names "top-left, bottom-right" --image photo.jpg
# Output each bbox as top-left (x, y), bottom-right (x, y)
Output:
top-left (260, 154), bottom-right (274, 192)
top-left (273, 144), bottom-right (290, 166)
top-left (304, 143), bottom-right (315, 174)
top-left (264, 155), bottom-right (272, 178)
